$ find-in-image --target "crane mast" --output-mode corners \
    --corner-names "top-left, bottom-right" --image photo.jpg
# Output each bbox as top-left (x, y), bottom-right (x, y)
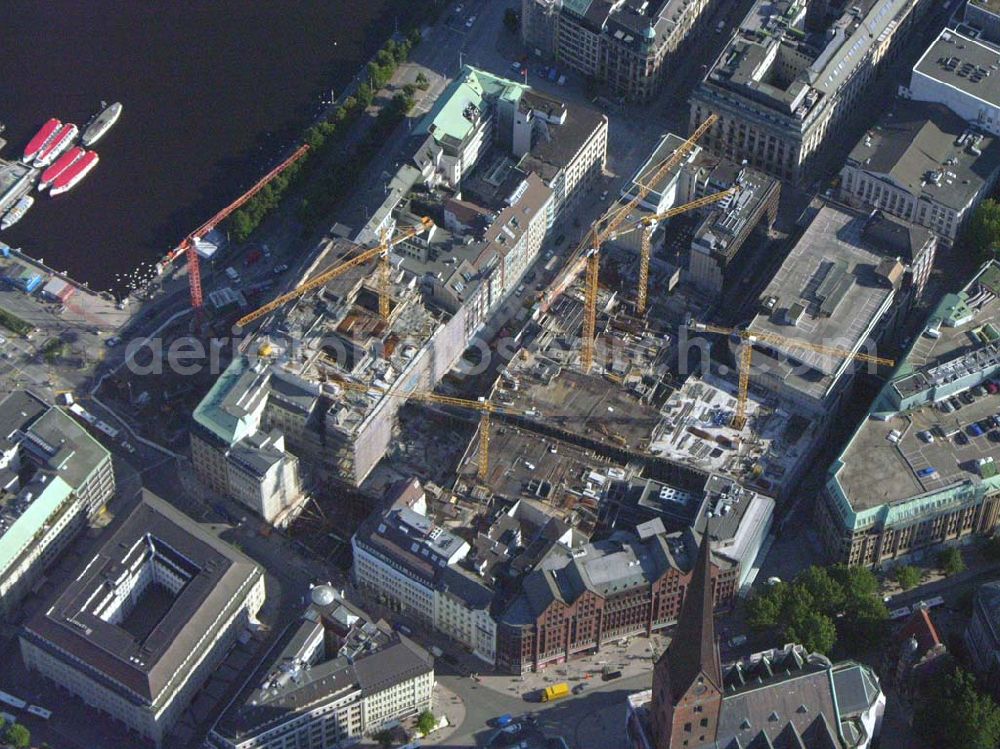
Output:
top-left (691, 322), bottom-right (894, 429)
top-left (235, 217), bottom-right (434, 329)
top-left (572, 114), bottom-right (718, 372)
top-left (158, 144), bottom-right (310, 320)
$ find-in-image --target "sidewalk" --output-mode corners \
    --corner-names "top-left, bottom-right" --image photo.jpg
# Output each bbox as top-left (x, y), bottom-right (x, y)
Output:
top-left (474, 634), bottom-right (666, 701)
top-left (420, 681), bottom-right (467, 746)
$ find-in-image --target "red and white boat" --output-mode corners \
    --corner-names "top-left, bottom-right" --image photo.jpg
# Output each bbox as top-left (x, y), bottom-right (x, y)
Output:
top-left (22, 118), bottom-right (62, 164)
top-left (38, 147), bottom-right (85, 191)
top-left (49, 150), bottom-right (98, 196)
top-left (33, 123), bottom-right (78, 168)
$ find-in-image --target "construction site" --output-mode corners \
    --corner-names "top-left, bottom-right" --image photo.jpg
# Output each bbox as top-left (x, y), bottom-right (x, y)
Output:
top-left (90, 62), bottom-right (896, 590)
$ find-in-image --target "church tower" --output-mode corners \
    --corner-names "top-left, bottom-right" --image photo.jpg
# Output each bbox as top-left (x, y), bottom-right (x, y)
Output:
top-left (651, 533), bottom-right (723, 749)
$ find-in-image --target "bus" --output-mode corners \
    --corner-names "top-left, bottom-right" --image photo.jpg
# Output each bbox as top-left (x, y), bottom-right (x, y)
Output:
top-left (26, 705), bottom-right (51, 720)
top-left (0, 691), bottom-right (26, 710)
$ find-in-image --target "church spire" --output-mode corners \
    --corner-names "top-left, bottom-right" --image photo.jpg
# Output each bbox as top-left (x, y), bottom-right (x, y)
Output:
top-left (665, 529), bottom-right (722, 699)
top-left (651, 530), bottom-right (723, 749)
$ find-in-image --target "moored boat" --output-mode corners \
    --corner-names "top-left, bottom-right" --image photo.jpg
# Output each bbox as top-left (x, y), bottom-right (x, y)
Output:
top-left (81, 102), bottom-right (123, 146)
top-left (49, 150), bottom-right (99, 196)
top-left (34, 123), bottom-right (79, 168)
top-left (22, 118), bottom-right (61, 163)
top-left (1, 195), bottom-right (34, 230)
top-left (39, 146), bottom-right (85, 191)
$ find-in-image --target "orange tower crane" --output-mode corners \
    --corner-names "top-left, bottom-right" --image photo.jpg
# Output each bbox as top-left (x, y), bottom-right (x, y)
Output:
top-left (334, 379), bottom-right (539, 481)
top-left (607, 186), bottom-right (739, 315)
top-left (160, 144), bottom-right (310, 318)
top-left (235, 217), bottom-right (434, 329)
top-left (546, 114), bottom-right (718, 373)
top-left (691, 322), bottom-right (895, 430)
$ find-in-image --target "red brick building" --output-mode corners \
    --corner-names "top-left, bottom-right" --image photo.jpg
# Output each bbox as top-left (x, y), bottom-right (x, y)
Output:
top-left (496, 531), bottom-right (737, 674)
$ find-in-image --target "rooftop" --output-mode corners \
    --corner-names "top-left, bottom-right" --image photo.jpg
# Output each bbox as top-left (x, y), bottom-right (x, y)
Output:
top-left (846, 99), bottom-right (1000, 211)
top-left (749, 201), bottom-right (908, 402)
top-left (914, 29), bottom-right (1000, 108)
top-left (563, 0), bottom-right (709, 49)
top-left (650, 374), bottom-right (816, 497)
top-left (21, 491), bottom-right (262, 706)
top-left (0, 395), bottom-right (111, 578)
top-left (215, 586), bottom-right (432, 742)
top-left (830, 260), bottom-right (1000, 517)
top-left (620, 133), bottom-right (694, 207)
top-left (691, 167), bottom-right (780, 263)
top-left (702, 0), bottom-right (916, 126)
top-left (518, 100), bottom-right (606, 187)
top-left (417, 67), bottom-right (527, 148)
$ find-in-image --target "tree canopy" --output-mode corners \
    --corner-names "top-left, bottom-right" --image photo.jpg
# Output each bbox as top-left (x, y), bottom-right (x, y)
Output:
top-left (745, 565), bottom-right (888, 656)
top-left (962, 198), bottom-right (1000, 260)
top-left (915, 666), bottom-right (1000, 749)
top-left (938, 547), bottom-right (966, 576)
top-left (893, 565), bottom-right (921, 590)
top-left (3, 723), bottom-right (30, 749)
top-left (416, 709), bottom-right (437, 735)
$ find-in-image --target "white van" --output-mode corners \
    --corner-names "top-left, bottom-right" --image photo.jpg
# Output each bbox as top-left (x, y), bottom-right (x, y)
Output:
top-left (225, 267), bottom-right (241, 284)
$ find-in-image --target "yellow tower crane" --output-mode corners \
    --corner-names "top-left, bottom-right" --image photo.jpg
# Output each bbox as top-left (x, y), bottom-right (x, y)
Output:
top-left (235, 216), bottom-right (434, 329)
top-left (691, 322), bottom-right (895, 430)
top-left (334, 379), bottom-right (539, 481)
top-left (576, 113), bottom-right (718, 373)
top-left (607, 186), bottom-right (739, 315)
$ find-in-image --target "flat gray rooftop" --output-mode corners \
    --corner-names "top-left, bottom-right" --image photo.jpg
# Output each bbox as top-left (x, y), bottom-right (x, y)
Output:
top-left (750, 203), bottom-right (896, 396)
top-left (846, 100), bottom-right (1000, 212)
top-left (914, 29), bottom-right (1000, 107)
top-left (838, 391), bottom-right (1000, 509)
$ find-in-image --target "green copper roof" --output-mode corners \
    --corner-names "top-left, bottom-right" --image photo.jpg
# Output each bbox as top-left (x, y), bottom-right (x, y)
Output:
top-left (193, 357), bottom-right (252, 444)
top-left (416, 66), bottom-right (527, 145)
top-left (563, 0), bottom-right (594, 18)
top-left (0, 476), bottom-right (72, 576)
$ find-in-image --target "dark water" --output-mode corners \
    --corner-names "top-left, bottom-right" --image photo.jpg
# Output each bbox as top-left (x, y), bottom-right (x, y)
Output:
top-left (0, 1), bottom-right (392, 293)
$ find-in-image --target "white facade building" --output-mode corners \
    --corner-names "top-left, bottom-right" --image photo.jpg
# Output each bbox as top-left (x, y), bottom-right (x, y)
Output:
top-left (909, 29), bottom-right (1000, 136)
top-left (353, 505), bottom-right (497, 664)
top-left (209, 585), bottom-right (434, 749)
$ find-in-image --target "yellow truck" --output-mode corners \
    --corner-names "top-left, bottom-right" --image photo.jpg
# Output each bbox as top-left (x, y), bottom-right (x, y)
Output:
top-left (541, 682), bottom-right (570, 702)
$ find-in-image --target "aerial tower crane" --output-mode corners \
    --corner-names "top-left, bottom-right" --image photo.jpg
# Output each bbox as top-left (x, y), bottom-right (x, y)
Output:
top-left (235, 217), bottom-right (434, 329)
top-left (606, 186), bottom-right (739, 315)
top-left (690, 322), bottom-right (895, 430)
top-left (334, 379), bottom-right (538, 481)
top-left (159, 144), bottom-right (310, 321)
top-left (544, 113), bottom-right (718, 373)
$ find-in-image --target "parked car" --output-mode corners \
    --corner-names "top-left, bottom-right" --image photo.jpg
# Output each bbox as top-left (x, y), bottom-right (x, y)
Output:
top-left (916, 467), bottom-right (938, 478)
top-left (273, 263), bottom-right (289, 275)
top-left (956, 432), bottom-right (969, 445)
top-left (969, 423), bottom-right (985, 437)
top-left (918, 430), bottom-right (934, 443)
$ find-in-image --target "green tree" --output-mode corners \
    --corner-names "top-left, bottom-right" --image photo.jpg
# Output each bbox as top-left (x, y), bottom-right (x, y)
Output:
top-left (785, 610), bottom-right (837, 655)
top-left (795, 566), bottom-right (845, 614)
top-left (915, 667), bottom-right (1000, 749)
top-left (356, 83), bottom-right (374, 108)
top-left (893, 564), bottom-right (922, 590)
top-left (503, 8), bottom-right (520, 33)
top-left (939, 547), bottom-right (966, 576)
top-left (746, 584), bottom-right (786, 631)
top-left (416, 709), bottom-right (437, 735)
top-left (829, 564), bottom-right (880, 604)
top-left (416, 71), bottom-right (430, 90)
top-left (962, 198), bottom-right (1000, 260)
top-left (4, 723), bottom-right (30, 749)
top-left (373, 729), bottom-right (394, 749)
top-left (403, 82), bottom-right (418, 99)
